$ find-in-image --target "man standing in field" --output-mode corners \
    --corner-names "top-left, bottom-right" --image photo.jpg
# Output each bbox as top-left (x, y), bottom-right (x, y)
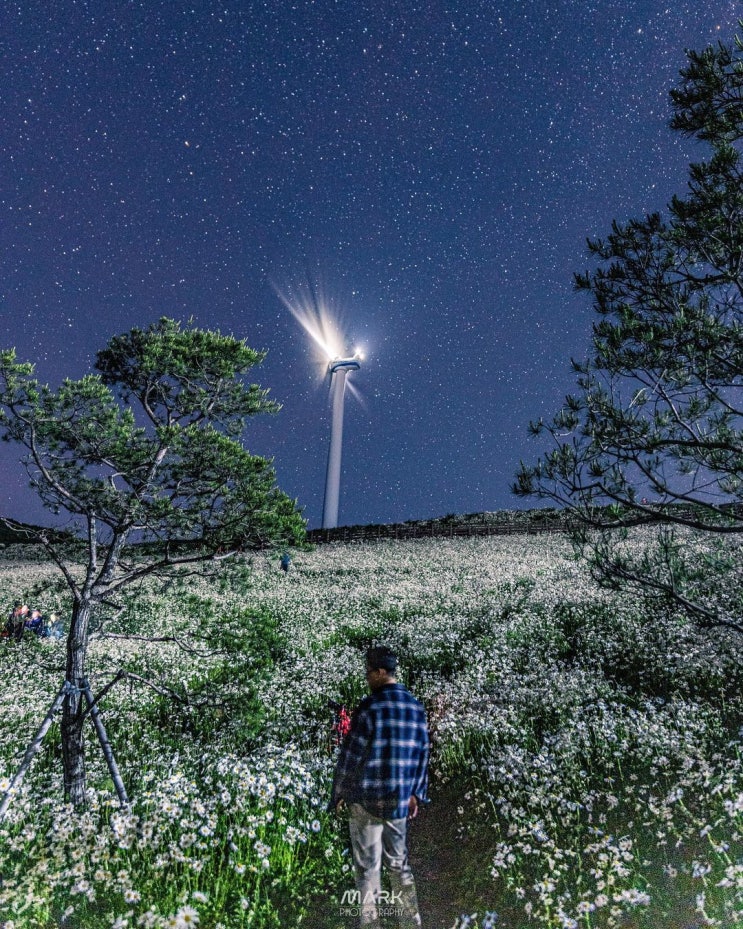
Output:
top-left (330, 645), bottom-right (429, 929)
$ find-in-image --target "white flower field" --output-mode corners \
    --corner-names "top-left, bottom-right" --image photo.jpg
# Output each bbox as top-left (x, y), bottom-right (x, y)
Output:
top-left (0, 530), bottom-right (741, 929)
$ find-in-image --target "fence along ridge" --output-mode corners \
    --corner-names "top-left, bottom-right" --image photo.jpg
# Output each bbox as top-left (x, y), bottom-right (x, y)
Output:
top-left (306, 519), bottom-right (570, 545)
top-left (306, 501), bottom-right (743, 545)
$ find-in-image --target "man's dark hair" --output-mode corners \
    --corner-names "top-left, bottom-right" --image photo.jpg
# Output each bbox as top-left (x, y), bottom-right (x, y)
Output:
top-left (366, 645), bottom-right (398, 674)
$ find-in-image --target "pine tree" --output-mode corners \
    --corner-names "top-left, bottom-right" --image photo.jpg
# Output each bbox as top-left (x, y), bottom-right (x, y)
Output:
top-left (0, 318), bottom-right (305, 804)
top-left (514, 37), bottom-right (743, 632)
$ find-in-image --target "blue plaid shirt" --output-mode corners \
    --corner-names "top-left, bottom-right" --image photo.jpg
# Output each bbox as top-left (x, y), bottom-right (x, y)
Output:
top-left (330, 683), bottom-right (429, 820)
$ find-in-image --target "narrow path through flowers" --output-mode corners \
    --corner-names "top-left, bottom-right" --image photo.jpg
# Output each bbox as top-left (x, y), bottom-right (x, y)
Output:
top-left (407, 779), bottom-right (474, 929)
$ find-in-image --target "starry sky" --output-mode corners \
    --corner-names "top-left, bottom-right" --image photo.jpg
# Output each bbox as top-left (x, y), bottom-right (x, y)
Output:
top-left (1, 1), bottom-right (740, 529)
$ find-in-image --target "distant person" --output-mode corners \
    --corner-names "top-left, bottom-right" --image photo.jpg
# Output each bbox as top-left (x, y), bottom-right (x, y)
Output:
top-left (5, 602), bottom-right (28, 641)
top-left (279, 552), bottom-right (291, 573)
top-left (43, 612), bottom-right (64, 639)
top-left (330, 645), bottom-right (429, 928)
top-left (24, 607), bottom-right (44, 636)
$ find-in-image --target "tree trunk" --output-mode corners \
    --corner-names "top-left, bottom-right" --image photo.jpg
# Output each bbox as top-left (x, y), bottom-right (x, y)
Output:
top-left (62, 599), bottom-right (92, 806)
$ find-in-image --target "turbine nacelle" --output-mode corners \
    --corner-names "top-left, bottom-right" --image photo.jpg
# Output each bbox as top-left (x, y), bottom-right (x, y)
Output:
top-left (328, 353), bottom-right (362, 376)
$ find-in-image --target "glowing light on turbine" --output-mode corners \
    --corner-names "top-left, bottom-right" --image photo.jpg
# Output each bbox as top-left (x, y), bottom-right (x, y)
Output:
top-left (273, 281), bottom-right (346, 366)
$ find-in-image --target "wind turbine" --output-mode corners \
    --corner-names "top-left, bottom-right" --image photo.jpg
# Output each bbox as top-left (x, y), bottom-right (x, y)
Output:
top-left (273, 280), bottom-right (364, 529)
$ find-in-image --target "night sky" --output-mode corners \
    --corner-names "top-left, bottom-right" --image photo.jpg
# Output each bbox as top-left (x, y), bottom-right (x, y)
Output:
top-left (1, 2), bottom-right (740, 529)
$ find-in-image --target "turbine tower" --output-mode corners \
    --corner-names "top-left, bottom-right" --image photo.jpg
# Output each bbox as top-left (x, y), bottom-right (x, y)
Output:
top-left (323, 353), bottom-right (362, 529)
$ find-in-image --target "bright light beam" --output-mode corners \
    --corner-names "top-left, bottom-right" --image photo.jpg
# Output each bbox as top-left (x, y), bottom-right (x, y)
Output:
top-left (273, 281), bottom-right (346, 366)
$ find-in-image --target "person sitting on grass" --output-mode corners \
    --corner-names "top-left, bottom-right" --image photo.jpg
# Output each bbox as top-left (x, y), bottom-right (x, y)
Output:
top-left (24, 607), bottom-right (44, 636)
top-left (42, 612), bottom-right (64, 639)
top-left (4, 602), bottom-right (28, 641)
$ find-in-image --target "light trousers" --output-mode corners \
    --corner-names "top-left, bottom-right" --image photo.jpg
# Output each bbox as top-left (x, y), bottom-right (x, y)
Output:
top-left (348, 802), bottom-right (422, 928)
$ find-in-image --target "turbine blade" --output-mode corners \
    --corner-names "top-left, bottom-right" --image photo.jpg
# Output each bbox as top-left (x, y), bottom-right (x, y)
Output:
top-left (306, 270), bottom-right (321, 316)
top-left (346, 378), bottom-right (366, 409)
